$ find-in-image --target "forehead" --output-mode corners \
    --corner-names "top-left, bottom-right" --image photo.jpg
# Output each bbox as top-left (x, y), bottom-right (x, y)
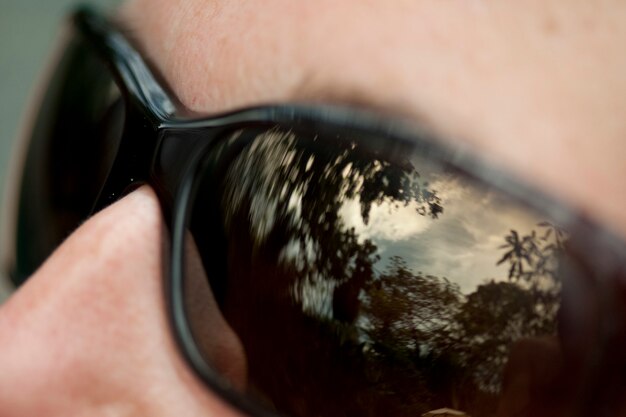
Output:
top-left (122, 0), bottom-right (626, 234)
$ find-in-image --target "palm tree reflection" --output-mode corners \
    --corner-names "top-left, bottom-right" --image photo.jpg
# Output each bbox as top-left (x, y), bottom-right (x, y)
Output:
top-left (197, 127), bottom-right (571, 417)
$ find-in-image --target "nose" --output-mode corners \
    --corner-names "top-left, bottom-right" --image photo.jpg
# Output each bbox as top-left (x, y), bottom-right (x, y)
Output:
top-left (0, 187), bottom-right (246, 417)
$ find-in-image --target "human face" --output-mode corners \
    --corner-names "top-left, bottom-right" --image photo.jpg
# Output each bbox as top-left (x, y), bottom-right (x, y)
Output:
top-left (1, 1), bottom-right (626, 417)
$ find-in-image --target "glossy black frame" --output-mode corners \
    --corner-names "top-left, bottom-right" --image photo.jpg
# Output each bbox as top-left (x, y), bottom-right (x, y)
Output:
top-left (7, 5), bottom-right (626, 417)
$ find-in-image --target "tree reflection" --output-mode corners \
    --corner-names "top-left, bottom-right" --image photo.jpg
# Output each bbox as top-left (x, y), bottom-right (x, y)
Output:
top-left (200, 126), bottom-right (566, 417)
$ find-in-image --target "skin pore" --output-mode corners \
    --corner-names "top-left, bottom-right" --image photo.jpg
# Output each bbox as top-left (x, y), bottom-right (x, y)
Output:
top-left (1, 0), bottom-right (626, 416)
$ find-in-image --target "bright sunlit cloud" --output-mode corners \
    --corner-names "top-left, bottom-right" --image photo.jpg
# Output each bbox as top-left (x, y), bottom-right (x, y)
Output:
top-left (338, 174), bottom-right (543, 294)
top-left (339, 198), bottom-right (434, 242)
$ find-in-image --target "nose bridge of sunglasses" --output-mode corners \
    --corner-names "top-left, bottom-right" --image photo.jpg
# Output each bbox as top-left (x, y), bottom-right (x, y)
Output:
top-left (140, 124), bottom-right (241, 221)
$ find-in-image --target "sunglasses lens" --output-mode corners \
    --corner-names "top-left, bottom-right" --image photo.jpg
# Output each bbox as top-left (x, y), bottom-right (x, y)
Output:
top-left (12, 32), bottom-right (125, 283)
top-left (185, 126), bottom-right (620, 416)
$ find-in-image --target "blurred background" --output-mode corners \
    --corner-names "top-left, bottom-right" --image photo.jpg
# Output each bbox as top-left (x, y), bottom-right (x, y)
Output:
top-left (0, 0), bottom-right (120, 301)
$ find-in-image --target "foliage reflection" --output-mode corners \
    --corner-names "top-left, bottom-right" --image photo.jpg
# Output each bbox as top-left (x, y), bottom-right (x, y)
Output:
top-left (193, 127), bottom-right (568, 417)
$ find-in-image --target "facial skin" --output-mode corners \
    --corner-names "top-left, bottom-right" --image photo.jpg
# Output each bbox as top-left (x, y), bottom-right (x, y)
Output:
top-left (1, 0), bottom-right (626, 416)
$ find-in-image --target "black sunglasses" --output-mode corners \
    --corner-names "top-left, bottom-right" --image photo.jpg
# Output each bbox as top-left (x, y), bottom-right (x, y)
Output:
top-left (4, 6), bottom-right (626, 417)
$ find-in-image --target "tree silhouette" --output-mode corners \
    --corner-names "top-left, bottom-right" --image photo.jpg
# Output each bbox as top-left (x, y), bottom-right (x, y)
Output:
top-left (218, 127), bottom-right (443, 322)
top-left (364, 256), bottom-right (461, 356)
top-left (454, 280), bottom-right (544, 392)
top-left (498, 222), bottom-right (565, 283)
top-left (195, 126), bottom-right (450, 416)
top-left (192, 126), bottom-right (568, 417)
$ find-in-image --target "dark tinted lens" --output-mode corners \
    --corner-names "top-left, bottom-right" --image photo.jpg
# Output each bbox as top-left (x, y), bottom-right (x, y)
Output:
top-left (186, 126), bottom-right (624, 417)
top-left (13, 32), bottom-right (124, 283)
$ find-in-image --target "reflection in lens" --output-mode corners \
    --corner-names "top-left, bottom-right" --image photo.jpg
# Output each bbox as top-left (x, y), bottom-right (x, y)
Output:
top-left (186, 126), bottom-right (613, 417)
